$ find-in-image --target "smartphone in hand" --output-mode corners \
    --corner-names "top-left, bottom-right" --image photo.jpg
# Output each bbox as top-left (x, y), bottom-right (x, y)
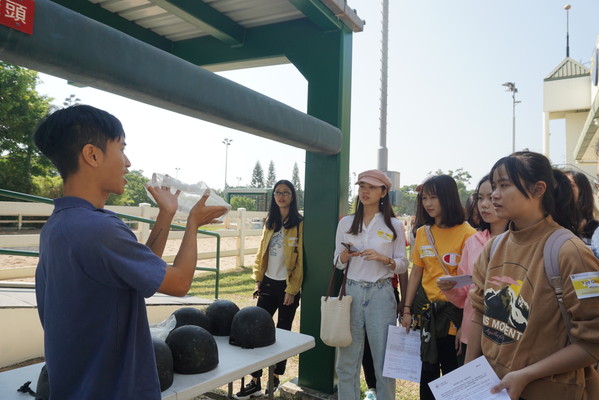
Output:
top-left (341, 242), bottom-right (360, 253)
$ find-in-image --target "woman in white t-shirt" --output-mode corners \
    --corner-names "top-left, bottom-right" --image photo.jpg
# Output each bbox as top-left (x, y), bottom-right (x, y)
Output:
top-left (334, 169), bottom-right (409, 400)
top-left (234, 179), bottom-right (303, 400)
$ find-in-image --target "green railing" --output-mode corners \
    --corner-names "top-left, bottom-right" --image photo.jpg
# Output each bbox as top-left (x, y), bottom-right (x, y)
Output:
top-left (0, 188), bottom-right (222, 298)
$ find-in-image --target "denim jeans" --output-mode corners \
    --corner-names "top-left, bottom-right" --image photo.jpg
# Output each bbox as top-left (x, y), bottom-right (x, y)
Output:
top-left (336, 278), bottom-right (397, 400)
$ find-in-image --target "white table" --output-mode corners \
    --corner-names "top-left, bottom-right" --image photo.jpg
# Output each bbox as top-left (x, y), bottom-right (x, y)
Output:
top-left (162, 329), bottom-right (315, 400)
top-left (0, 329), bottom-right (315, 400)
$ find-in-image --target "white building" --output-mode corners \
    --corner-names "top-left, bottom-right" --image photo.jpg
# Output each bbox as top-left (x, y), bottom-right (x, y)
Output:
top-left (543, 35), bottom-right (599, 178)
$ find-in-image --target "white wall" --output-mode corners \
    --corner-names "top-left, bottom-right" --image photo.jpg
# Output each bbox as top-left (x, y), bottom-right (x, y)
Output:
top-left (544, 75), bottom-right (592, 113)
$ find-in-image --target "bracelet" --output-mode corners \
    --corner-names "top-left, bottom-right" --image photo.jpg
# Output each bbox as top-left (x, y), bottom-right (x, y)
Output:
top-left (403, 305), bottom-right (411, 309)
top-left (403, 311), bottom-right (411, 316)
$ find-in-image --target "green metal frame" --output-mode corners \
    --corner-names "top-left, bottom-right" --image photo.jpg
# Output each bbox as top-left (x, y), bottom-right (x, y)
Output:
top-left (0, 189), bottom-right (222, 298)
top-left (5, 0), bottom-right (356, 393)
top-left (292, 30), bottom-right (353, 394)
top-left (182, 17), bottom-right (353, 393)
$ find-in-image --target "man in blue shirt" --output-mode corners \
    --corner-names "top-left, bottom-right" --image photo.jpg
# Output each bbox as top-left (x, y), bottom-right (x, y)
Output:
top-left (33, 105), bottom-right (227, 399)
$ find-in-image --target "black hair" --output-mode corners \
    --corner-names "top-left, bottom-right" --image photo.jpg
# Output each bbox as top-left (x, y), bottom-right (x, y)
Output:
top-left (563, 170), bottom-right (598, 239)
top-left (416, 174), bottom-right (465, 227)
top-left (265, 180), bottom-right (303, 231)
top-left (348, 182), bottom-right (398, 240)
top-left (414, 190), bottom-right (427, 228)
top-left (33, 105), bottom-right (125, 180)
top-left (475, 174), bottom-right (492, 232)
top-left (489, 151), bottom-right (580, 236)
top-left (464, 192), bottom-right (480, 229)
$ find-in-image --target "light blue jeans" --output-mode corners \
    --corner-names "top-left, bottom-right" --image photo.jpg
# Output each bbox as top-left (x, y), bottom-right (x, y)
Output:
top-left (336, 278), bottom-right (397, 400)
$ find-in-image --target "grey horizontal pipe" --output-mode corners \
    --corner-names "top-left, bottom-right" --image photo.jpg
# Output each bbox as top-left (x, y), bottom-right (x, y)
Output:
top-left (0, 0), bottom-right (342, 155)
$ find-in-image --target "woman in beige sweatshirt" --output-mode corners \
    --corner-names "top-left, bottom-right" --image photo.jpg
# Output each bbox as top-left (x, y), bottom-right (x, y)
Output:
top-left (466, 151), bottom-right (599, 400)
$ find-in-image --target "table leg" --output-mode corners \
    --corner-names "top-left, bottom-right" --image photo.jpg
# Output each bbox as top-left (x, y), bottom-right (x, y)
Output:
top-left (267, 365), bottom-right (274, 400)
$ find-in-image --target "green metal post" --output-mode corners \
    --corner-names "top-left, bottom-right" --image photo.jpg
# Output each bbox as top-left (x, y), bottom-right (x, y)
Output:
top-left (289, 28), bottom-right (353, 394)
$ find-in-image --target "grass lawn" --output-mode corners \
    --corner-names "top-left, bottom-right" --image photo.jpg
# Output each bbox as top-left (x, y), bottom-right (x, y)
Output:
top-left (189, 267), bottom-right (420, 399)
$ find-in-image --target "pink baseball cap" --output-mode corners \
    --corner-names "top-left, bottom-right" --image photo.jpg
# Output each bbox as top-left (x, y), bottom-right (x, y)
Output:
top-left (355, 169), bottom-right (392, 190)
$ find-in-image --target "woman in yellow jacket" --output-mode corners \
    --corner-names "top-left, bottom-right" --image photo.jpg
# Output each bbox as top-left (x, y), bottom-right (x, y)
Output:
top-left (234, 179), bottom-right (303, 400)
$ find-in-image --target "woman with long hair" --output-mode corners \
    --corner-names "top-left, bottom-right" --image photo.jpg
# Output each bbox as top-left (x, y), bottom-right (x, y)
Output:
top-left (401, 174), bottom-right (476, 400)
top-left (466, 152), bottom-right (599, 399)
top-left (437, 174), bottom-right (508, 365)
top-left (234, 179), bottom-right (303, 399)
top-left (334, 169), bottom-right (409, 400)
top-left (564, 170), bottom-right (598, 243)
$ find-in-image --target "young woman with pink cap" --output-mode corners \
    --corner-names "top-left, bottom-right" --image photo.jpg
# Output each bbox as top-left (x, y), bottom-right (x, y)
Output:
top-left (333, 169), bottom-right (409, 400)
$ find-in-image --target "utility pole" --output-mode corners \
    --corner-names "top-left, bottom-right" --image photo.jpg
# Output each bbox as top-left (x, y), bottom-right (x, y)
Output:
top-left (564, 4), bottom-right (571, 57)
top-left (502, 82), bottom-right (521, 153)
top-left (377, 0), bottom-right (389, 172)
top-left (222, 138), bottom-right (232, 189)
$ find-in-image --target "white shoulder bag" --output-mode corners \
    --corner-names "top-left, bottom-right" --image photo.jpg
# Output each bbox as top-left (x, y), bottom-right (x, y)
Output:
top-left (320, 257), bottom-right (353, 347)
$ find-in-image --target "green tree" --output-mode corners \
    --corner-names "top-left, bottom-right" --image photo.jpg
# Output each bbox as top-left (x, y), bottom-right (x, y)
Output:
top-left (250, 161), bottom-right (265, 188)
top-left (106, 169), bottom-right (151, 206)
top-left (347, 175), bottom-right (354, 211)
top-left (430, 168), bottom-right (473, 205)
top-left (31, 175), bottom-right (63, 199)
top-left (291, 162), bottom-right (304, 210)
top-left (396, 184), bottom-right (418, 216)
top-left (230, 196), bottom-right (256, 211)
top-left (266, 160), bottom-right (277, 188)
top-left (0, 62), bottom-right (54, 197)
top-left (124, 170), bottom-right (152, 205)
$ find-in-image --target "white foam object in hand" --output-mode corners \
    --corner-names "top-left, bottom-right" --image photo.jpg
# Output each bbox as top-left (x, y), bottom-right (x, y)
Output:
top-left (146, 173), bottom-right (232, 218)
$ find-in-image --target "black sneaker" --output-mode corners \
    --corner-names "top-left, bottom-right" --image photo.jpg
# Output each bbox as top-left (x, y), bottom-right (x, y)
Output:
top-left (264, 377), bottom-right (280, 396)
top-left (234, 378), bottom-right (262, 399)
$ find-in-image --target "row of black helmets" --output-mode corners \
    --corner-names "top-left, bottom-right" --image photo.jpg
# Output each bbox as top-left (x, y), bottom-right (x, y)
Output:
top-left (32, 300), bottom-right (277, 398)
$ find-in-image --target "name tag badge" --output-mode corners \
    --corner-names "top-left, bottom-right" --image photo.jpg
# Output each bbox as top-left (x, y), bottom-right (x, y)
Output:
top-left (286, 237), bottom-right (298, 246)
top-left (570, 271), bottom-right (599, 299)
top-left (377, 230), bottom-right (393, 241)
top-left (420, 245), bottom-right (435, 258)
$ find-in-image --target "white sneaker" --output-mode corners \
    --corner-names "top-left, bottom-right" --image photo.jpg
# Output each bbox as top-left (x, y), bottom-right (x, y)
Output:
top-left (363, 388), bottom-right (376, 400)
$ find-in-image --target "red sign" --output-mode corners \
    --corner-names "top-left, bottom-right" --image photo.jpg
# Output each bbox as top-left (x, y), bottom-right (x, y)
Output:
top-left (0, 0), bottom-right (35, 35)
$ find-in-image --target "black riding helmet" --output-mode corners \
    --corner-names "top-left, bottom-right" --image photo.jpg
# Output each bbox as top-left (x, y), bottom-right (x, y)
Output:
top-left (166, 325), bottom-right (219, 374)
top-left (152, 337), bottom-right (174, 391)
top-left (172, 306), bottom-right (213, 332)
top-left (205, 299), bottom-right (239, 336)
top-left (229, 306), bottom-right (276, 349)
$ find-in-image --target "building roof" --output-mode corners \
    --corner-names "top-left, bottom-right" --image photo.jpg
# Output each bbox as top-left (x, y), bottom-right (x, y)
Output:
top-left (544, 57), bottom-right (590, 81)
top-left (61, 0), bottom-right (365, 46)
top-left (0, 0), bottom-right (365, 154)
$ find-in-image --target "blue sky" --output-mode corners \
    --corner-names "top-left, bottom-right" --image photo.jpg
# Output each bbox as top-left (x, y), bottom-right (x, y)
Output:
top-left (37, 0), bottom-right (599, 190)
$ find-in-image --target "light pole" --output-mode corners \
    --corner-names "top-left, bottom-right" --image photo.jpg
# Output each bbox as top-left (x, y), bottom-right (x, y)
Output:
top-left (222, 138), bottom-right (232, 189)
top-left (175, 167), bottom-right (180, 179)
top-left (502, 82), bottom-right (521, 153)
top-left (63, 94), bottom-right (81, 107)
top-left (564, 4), bottom-right (571, 57)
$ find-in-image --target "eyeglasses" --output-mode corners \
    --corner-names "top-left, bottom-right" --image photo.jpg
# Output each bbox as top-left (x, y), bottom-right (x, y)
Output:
top-left (274, 191), bottom-right (292, 197)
